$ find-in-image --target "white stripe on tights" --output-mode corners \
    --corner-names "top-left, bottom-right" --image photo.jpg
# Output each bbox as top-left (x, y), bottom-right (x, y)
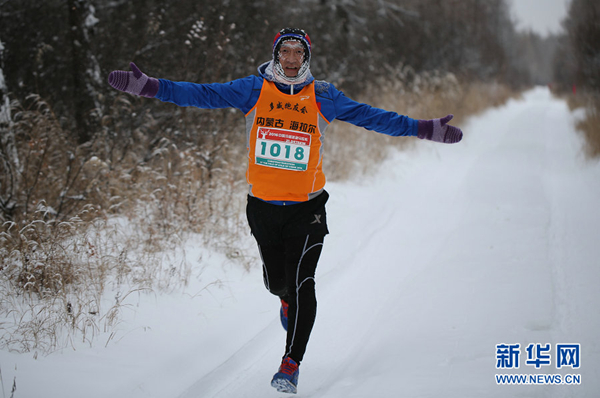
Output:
top-left (286, 235), bottom-right (323, 358)
top-left (258, 244), bottom-right (270, 291)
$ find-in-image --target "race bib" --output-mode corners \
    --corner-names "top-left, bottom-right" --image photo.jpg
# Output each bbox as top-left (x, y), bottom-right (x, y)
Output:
top-left (255, 127), bottom-right (311, 171)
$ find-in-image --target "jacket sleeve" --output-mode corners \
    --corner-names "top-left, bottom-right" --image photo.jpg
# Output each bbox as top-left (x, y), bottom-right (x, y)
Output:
top-left (318, 82), bottom-right (418, 137)
top-left (155, 75), bottom-right (262, 114)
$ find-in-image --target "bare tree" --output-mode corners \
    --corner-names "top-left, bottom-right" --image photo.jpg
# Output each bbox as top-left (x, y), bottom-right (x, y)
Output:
top-left (563, 0), bottom-right (600, 92)
top-left (0, 36), bottom-right (20, 221)
top-left (68, 0), bottom-right (103, 143)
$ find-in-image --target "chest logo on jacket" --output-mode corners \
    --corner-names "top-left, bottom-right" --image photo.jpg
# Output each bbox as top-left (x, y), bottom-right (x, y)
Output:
top-left (269, 101), bottom-right (309, 114)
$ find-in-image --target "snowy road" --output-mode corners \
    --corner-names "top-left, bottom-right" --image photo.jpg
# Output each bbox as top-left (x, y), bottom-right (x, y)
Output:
top-left (3, 87), bottom-right (599, 398)
top-left (175, 87), bottom-right (600, 397)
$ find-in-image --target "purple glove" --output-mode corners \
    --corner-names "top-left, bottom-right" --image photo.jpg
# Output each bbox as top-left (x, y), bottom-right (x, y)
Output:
top-left (417, 114), bottom-right (463, 144)
top-left (108, 63), bottom-right (159, 98)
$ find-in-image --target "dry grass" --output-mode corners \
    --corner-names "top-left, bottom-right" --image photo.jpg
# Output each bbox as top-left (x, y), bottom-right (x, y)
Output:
top-left (0, 96), bottom-right (246, 354)
top-left (324, 65), bottom-right (518, 181)
top-left (564, 92), bottom-right (600, 159)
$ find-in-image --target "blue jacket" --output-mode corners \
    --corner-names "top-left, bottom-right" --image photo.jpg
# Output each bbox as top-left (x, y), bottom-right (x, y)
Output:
top-left (155, 62), bottom-right (418, 137)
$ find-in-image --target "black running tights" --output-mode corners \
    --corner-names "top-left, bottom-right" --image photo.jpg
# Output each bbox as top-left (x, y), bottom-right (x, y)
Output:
top-left (258, 234), bottom-right (325, 364)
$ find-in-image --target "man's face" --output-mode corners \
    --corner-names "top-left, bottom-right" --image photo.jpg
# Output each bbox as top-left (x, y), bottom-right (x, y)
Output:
top-left (278, 40), bottom-right (305, 77)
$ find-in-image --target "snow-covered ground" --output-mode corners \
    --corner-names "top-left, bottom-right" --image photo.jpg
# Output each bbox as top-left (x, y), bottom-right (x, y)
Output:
top-left (2, 87), bottom-right (599, 397)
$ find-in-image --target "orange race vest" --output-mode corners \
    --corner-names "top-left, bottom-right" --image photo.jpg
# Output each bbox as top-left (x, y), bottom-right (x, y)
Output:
top-left (244, 80), bottom-right (330, 202)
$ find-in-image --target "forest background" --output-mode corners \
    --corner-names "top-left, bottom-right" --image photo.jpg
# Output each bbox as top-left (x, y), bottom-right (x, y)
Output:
top-left (0, 0), bottom-right (599, 354)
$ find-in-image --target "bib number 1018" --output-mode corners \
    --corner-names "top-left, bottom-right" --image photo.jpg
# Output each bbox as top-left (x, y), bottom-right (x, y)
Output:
top-left (254, 127), bottom-right (311, 171)
top-left (260, 142), bottom-right (305, 161)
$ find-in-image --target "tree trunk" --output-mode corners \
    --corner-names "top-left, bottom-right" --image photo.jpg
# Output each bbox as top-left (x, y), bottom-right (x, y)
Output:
top-left (0, 36), bottom-right (19, 221)
top-left (68, 0), bottom-right (102, 144)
